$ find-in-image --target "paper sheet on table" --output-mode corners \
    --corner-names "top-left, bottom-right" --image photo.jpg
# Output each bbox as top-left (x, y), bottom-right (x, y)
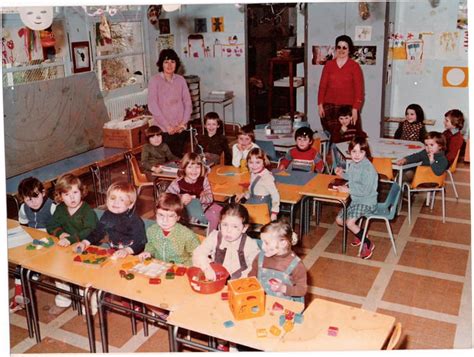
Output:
top-left (8, 225), bottom-right (33, 248)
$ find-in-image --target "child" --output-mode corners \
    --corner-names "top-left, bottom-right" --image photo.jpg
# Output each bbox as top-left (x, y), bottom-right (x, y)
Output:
top-left (76, 182), bottom-right (146, 259)
top-left (10, 177), bottom-right (57, 313)
top-left (248, 221), bottom-right (307, 302)
top-left (394, 104), bottom-right (427, 142)
top-left (236, 148), bottom-right (280, 221)
top-left (396, 131), bottom-right (449, 181)
top-left (278, 126), bottom-right (325, 172)
top-left (331, 105), bottom-right (367, 144)
top-left (232, 125), bottom-right (259, 168)
top-left (192, 203), bottom-right (260, 280)
top-left (46, 173), bottom-right (98, 314)
top-left (443, 109), bottom-right (465, 165)
top-left (196, 112), bottom-right (232, 166)
top-left (139, 192), bottom-right (200, 266)
top-left (334, 136), bottom-right (378, 260)
top-left (141, 125), bottom-right (178, 179)
top-left (166, 152), bottom-right (222, 232)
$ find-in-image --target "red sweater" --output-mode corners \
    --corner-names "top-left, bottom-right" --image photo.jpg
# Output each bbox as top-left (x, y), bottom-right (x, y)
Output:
top-left (317, 59), bottom-right (365, 110)
top-left (279, 147), bottom-right (324, 172)
top-left (443, 129), bottom-right (464, 165)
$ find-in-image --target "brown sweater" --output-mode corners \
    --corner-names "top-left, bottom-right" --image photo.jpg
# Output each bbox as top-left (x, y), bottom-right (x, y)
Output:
top-left (248, 251), bottom-right (307, 298)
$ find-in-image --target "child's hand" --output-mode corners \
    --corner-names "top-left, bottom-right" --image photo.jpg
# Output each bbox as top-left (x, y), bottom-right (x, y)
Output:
top-left (75, 241), bottom-right (89, 253)
top-left (336, 185), bottom-right (349, 193)
top-left (113, 248), bottom-right (132, 259)
top-left (428, 152), bottom-right (435, 162)
top-left (271, 213), bottom-right (278, 221)
top-left (58, 236), bottom-right (71, 247)
top-left (237, 143), bottom-right (249, 152)
top-left (396, 158), bottom-right (407, 166)
top-left (138, 252), bottom-right (151, 261)
top-left (234, 193), bottom-right (245, 203)
top-left (269, 278), bottom-right (287, 294)
top-left (151, 165), bottom-right (162, 173)
top-left (203, 266), bottom-right (216, 281)
top-left (181, 193), bottom-right (194, 205)
top-left (335, 167), bottom-right (344, 177)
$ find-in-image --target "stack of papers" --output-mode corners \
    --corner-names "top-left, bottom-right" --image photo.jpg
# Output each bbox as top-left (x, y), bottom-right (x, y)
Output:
top-left (207, 90), bottom-right (234, 100)
top-left (8, 225), bottom-right (33, 249)
top-left (274, 77), bottom-right (304, 87)
top-left (160, 161), bottom-right (179, 173)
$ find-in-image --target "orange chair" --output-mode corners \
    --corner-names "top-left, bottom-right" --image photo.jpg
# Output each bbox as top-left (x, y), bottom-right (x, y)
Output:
top-left (400, 166), bottom-right (446, 224)
top-left (386, 322), bottom-right (403, 350)
top-left (243, 203), bottom-right (271, 226)
top-left (125, 152), bottom-right (154, 198)
top-left (372, 157), bottom-right (395, 182)
top-left (446, 149), bottom-right (461, 199)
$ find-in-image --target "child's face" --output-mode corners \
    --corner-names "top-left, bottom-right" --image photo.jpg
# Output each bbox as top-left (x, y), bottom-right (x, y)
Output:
top-left (184, 162), bottom-right (202, 181)
top-left (107, 190), bottom-right (133, 214)
top-left (149, 134), bottom-right (163, 146)
top-left (261, 231), bottom-right (286, 257)
top-left (61, 184), bottom-right (82, 209)
top-left (205, 119), bottom-right (219, 136)
top-left (424, 138), bottom-right (441, 155)
top-left (350, 144), bottom-right (366, 163)
top-left (237, 134), bottom-right (252, 149)
top-left (248, 155), bottom-right (265, 173)
top-left (405, 109), bottom-right (417, 123)
top-left (296, 136), bottom-right (312, 151)
top-left (156, 208), bottom-right (179, 231)
top-left (24, 190), bottom-right (46, 210)
top-left (444, 116), bottom-right (454, 130)
top-left (220, 214), bottom-right (247, 242)
top-left (338, 115), bottom-right (352, 127)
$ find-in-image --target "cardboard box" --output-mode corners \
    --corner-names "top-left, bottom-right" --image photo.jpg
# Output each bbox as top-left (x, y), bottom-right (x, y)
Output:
top-left (103, 123), bottom-right (148, 149)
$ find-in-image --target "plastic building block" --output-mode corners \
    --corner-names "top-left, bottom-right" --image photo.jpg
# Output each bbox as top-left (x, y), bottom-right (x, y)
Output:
top-left (124, 273), bottom-right (135, 280)
top-left (149, 278), bottom-right (161, 285)
top-left (82, 251), bottom-right (88, 255)
top-left (119, 270), bottom-right (127, 278)
top-left (256, 329), bottom-right (267, 338)
top-left (121, 262), bottom-right (134, 270)
top-left (228, 277), bottom-right (265, 321)
top-left (268, 278), bottom-right (279, 285)
top-left (87, 246), bottom-right (98, 254)
top-left (269, 325), bottom-right (281, 336)
top-left (165, 272), bottom-right (175, 280)
top-left (175, 267), bottom-right (187, 276)
top-left (283, 320), bottom-right (294, 332)
top-left (328, 326), bottom-right (338, 337)
top-left (106, 248), bottom-right (116, 255)
top-left (167, 268), bottom-right (175, 274)
top-left (26, 244), bottom-right (36, 250)
top-left (279, 314), bottom-right (286, 326)
top-left (73, 255), bottom-right (82, 262)
top-left (221, 292), bottom-right (229, 300)
top-left (285, 310), bottom-right (295, 320)
top-left (294, 313), bottom-right (304, 324)
top-left (223, 320), bottom-right (235, 328)
top-left (83, 259), bottom-right (91, 264)
top-left (96, 249), bottom-right (107, 255)
top-left (32, 239), bottom-right (41, 245)
top-left (272, 302), bottom-right (284, 311)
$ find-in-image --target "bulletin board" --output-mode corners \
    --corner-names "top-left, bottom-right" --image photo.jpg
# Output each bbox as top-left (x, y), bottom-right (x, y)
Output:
top-left (3, 72), bottom-right (109, 177)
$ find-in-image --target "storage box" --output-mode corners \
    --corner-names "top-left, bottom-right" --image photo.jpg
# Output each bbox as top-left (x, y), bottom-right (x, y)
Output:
top-left (103, 123), bottom-right (148, 148)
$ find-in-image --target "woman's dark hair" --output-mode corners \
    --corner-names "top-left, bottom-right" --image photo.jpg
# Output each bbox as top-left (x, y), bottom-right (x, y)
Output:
top-left (156, 49), bottom-right (181, 72)
top-left (335, 34), bottom-right (354, 53)
top-left (405, 104), bottom-right (425, 124)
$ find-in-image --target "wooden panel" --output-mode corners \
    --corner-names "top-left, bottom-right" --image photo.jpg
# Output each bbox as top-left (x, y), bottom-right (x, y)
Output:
top-left (4, 72), bottom-right (109, 177)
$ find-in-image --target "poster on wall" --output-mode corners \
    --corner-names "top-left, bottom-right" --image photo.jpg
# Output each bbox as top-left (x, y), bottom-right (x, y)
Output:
top-left (457, 0), bottom-right (468, 30)
top-left (311, 45), bottom-right (335, 65)
top-left (388, 33), bottom-right (407, 60)
top-left (442, 66), bottom-right (468, 88)
top-left (436, 32), bottom-right (460, 59)
top-left (419, 32), bottom-right (435, 59)
top-left (352, 46), bottom-right (376, 65)
top-left (159, 19), bottom-right (170, 34)
top-left (355, 26), bottom-right (372, 41)
top-left (195, 18), bottom-right (207, 33)
top-left (187, 34), bottom-right (206, 58)
top-left (157, 34), bottom-right (174, 59)
top-left (212, 17), bottom-right (224, 32)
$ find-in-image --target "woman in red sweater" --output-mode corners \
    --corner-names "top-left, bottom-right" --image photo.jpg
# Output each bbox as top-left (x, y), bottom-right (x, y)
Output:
top-left (318, 35), bottom-right (365, 139)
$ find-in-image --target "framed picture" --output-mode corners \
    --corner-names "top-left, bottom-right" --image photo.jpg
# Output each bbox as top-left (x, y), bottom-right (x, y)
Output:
top-left (71, 41), bottom-right (91, 73)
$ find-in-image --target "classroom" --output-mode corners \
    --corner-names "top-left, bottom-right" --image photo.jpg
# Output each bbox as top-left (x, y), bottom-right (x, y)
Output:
top-left (2, 1), bottom-right (471, 354)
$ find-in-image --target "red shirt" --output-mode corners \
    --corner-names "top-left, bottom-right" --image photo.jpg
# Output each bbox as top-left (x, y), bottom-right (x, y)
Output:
top-left (317, 58), bottom-right (365, 110)
top-left (443, 129), bottom-right (464, 165)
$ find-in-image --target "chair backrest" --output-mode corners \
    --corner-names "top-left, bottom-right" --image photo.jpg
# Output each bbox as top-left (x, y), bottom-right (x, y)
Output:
top-left (255, 139), bottom-right (278, 162)
top-left (386, 322), bottom-right (403, 350)
top-left (449, 149), bottom-right (461, 174)
top-left (243, 203), bottom-right (271, 225)
top-left (372, 157), bottom-right (394, 181)
top-left (128, 154), bottom-right (149, 186)
top-left (330, 143), bottom-right (346, 171)
top-left (381, 182), bottom-right (401, 220)
top-left (311, 137), bottom-right (321, 155)
top-left (411, 166), bottom-right (446, 189)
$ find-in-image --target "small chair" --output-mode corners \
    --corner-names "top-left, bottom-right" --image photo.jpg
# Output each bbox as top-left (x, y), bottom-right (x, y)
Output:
top-left (400, 166), bottom-right (446, 224)
top-left (125, 152), bottom-right (154, 198)
top-left (386, 322), bottom-right (403, 350)
top-left (358, 182), bottom-right (401, 256)
top-left (372, 157), bottom-right (396, 182)
top-left (243, 203), bottom-right (271, 231)
top-left (446, 149), bottom-right (461, 199)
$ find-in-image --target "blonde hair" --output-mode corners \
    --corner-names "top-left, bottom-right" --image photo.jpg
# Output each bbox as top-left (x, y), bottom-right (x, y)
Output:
top-left (107, 181), bottom-right (137, 206)
top-left (247, 147), bottom-right (271, 168)
top-left (260, 220), bottom-right (298, 252)
top-left (178, 152), bottom-right (206, 178)
top-left (54, 173), bottom-right (87, 202)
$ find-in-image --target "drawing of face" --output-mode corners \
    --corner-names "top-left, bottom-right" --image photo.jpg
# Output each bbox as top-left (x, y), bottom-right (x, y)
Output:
top-left (19, 7), bottom-right (53, 30)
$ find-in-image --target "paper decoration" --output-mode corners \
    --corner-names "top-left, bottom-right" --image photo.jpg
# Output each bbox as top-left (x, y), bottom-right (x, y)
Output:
top-left (419, 32), bottom-right (435, 59)
top-left (212, 17), bottom-right (224, 32)
top-left (353, 46), bottom-right (376, 65)
top-left (457, 0), bottom-right (468, 30)
top-left (157, 34), bottom-right (174, 59)
top-left (312, 45), bottom-right (335, 65)
top-left (195, 18), bottom-right (207, 33)
top-left (187, 34), bottom-right (205, 58)
top-left (389, 33), bottom-right (407, 60)
top-left (442, 67), bottom-right (468, 87)
top-left (159, 19), bottom-right (170, 34)
top-left (19, 7), bottom-right (53, 30)
top-left (355, 26), bottom-right (372, 41)
top-left (436, 32), bottom-right (460, 59)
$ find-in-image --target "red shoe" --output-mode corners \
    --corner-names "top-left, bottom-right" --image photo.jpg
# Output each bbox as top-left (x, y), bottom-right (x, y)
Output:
top-left (350, 237), bottom-right (362, 247)
top-left (9, 300), bottom-right (24, 313)
top-left (360, 242), bottom-right (375, 260)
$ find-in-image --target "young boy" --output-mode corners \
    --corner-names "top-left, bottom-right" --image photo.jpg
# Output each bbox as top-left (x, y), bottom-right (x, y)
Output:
top-left (232, 125), bottom-right (259, 168)
top-left (10, 177), bottom-right (57, 313)
top-left (141, 125), bottom-right (178, 179)
top-left (331, 105), bottom-right (367, 144)
top-left (278, 127), bottom-right (324, 172)
top-left (196, 112), bottom-right (232, 165)
top-left (443, 109), bottom-right (465, 165)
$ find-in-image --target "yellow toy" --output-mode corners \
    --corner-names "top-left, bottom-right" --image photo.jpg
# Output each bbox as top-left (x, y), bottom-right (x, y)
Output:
top-left (228, 277), bottom-right (265, 320)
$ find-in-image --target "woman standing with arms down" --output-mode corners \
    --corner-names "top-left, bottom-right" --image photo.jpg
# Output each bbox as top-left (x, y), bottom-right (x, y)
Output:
top-left (318, 35), bottom-right (365, 139)
top-left (148, 49), bottom-right (192, 157)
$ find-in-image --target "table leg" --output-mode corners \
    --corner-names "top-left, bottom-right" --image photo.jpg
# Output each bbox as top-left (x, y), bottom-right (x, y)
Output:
top-left (19, 266), bottom-right (34, 339)
top-left (97, 290), bottom-right (109, 353)
top-left (342, 200), bottom-right (348, 254)
top-left (26, 269), bottom-right (42, 343)
top-left (84, 286), bottom-right (97, 353)
top-left (169, 325), bottom-right (178, 352)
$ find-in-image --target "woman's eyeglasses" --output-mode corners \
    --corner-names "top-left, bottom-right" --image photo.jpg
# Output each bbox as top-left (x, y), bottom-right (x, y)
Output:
top-left (337, 45), bottom-right (348, 50)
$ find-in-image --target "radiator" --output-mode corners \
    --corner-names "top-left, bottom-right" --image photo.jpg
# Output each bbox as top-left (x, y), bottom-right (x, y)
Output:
top-left (104, 89), bottom-right (148, 121)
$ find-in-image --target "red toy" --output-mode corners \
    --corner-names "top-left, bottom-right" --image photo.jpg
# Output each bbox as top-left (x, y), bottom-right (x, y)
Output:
top-left (175, 266), bottom-right (187, 276)
top-left (221, 292), bottom-right (229, 300)
top-left (328, 326), bottom-right (339, 336)
top-left (272, 302), bottom-right (284, 311)
top-left (149, 278), bottom-right (161, 285)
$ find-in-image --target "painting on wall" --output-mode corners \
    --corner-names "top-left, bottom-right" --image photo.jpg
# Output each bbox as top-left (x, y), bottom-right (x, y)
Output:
top-left (442, 66), bottom-right (468, 88)
top-left (436, 32), bottom-right (460, 59)
top-left (352, 46), bottom-right (376, 65)
top-left (157, 34), bottom-right (174, 59)
top-left (187, 34), bottom-right (206, 58)
top-left (355, 26), bottom-right (372, 41)
top-left (311, 45), bottom-right (335, 65)
top-left (159, 19), bottom-right (170, 34)
top-left (71, 41), bottom-right (91, 73)
top-left (457, 0), bottom-right (468, 30)
top-left (195, 18), bottom-right (207, 33)
top-left (212, 17), bottom-right (224, 32)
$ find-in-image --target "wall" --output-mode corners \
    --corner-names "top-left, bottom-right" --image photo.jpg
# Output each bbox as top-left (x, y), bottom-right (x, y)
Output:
top-left (306, 2), bottom-right (387, 138)
top-left (387, 1), bottom-right (469, 134)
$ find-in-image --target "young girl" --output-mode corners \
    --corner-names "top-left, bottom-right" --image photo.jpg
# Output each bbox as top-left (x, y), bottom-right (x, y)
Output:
top-left (443, 109), bottom-right (465, 165)
top-left (396, 131), bottom-right (449, 180)
top-left (248, 221), bottom-right (307, 302)
top-left (236, 148), bottom-right (280, 221)
top-left (76, 182), bottom-right (146, 259)
top-left (141, 125), bottom-right (178, 180)
top-left (232, 125), bottom-right (259, 168)
top-left (196, 112), bottom-right (232, 166)
top-left (394, 104), bottom-right (427, 142)
top-left (192, 203), bottom-right (260, 281)
top-left (139, 192), bottom-right (200, 266)
top-left (46, 173), bottom-right (98, 314)
top-left (166, 152), bottom-right (222, 232)
top-left (334, 137), bottom-right (378, 260)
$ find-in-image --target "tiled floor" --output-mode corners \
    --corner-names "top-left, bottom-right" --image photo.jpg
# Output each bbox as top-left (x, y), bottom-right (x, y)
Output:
top-left (8, 160), bottom-right (471, 352)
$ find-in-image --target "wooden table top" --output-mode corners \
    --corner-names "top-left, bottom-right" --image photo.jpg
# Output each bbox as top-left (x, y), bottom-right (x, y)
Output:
top-left (298, 174), bottom-right (349, 202)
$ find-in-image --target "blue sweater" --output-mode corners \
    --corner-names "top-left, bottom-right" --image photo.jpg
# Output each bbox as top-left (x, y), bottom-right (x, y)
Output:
top-left (404, 150), bottom-right (448, 176)
top-left (341, 157), bottom-right (378, 206)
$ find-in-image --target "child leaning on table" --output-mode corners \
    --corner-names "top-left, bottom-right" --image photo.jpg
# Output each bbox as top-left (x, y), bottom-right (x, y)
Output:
top-left (76, 181), bottom-right (146, 259)
top-left (394, 103), bottom-right (427, 142)
top-left (331, 105), bottom-right (367, 144)
top-left (10, 177), bottom-right (57, 313)
top-left (192, 203), bottom-right (260, 280)
top-left (196, 111), bottom-right (232, 166)
top-left (232, 125), bottom-right (259, 168)
top-left (334, 136), bottom-right (378, 260)
top-left (443, 109), bottom-right (465, 166)
top-left (248, 220), bottom-right (307, 303)
top-left (46, 173), bottom-right (98, 314)
top-left (141, 125), bottom-right (178, 180)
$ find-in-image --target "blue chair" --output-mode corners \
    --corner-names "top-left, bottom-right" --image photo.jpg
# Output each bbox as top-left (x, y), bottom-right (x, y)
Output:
top-left (255, 139), bottom-right (279, 163)
top-left (358, 182), bottom-right (401, 256)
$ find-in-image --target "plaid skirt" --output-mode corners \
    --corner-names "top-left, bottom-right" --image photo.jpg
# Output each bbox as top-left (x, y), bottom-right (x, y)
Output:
top-left (337, 203), bottom-right (376, 220)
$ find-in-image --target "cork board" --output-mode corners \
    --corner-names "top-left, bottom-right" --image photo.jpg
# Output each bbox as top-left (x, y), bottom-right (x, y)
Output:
top-left (3, 72), bottom-right (109, 177)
